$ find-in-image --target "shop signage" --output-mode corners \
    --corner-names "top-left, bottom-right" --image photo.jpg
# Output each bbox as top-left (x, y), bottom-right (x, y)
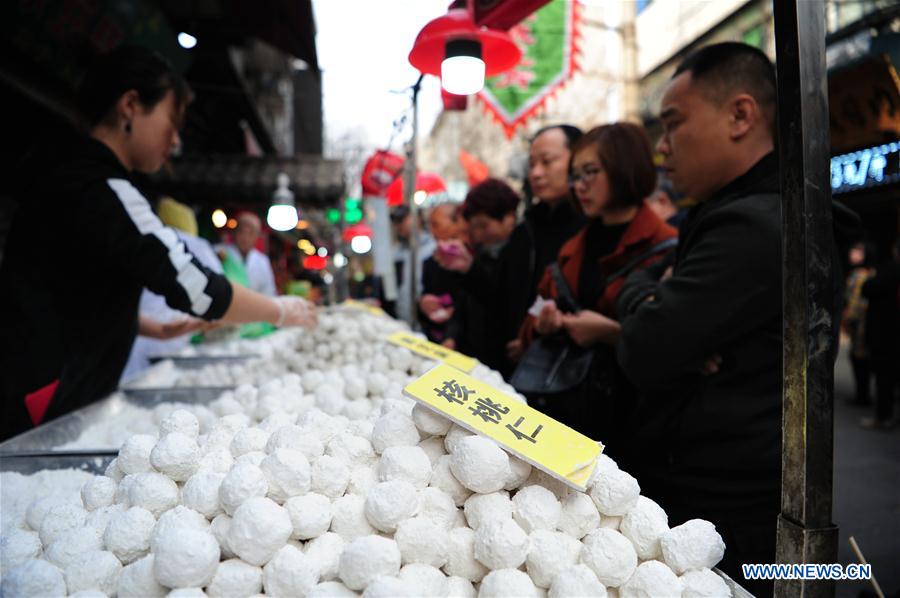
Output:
top-left (404, 363), bottom-right (602, 490)
top-left (831, 141), bottom-right (900, 194)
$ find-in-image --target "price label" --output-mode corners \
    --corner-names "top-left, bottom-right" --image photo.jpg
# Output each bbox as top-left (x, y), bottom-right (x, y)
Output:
top-left (403, 363), bottom-right (602, 491)
top-left (342, 299), bottom-right (388, 318)
top-left (387, 331), bottom-right (477, 373)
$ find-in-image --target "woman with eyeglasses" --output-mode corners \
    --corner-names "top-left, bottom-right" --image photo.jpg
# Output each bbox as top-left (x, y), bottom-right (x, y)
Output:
top-left (515, 122), bottom-right (677, 449)
top-left (0, 45), bottom-right (315, 440)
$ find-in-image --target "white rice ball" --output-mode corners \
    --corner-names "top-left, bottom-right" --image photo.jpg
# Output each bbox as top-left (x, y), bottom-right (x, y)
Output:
top-left (260, 448), bottom-right (311, 503)
top-left (150, 506), bottom-right (209, 553)
top-left (443, 425), bottom-right (474, 454)
top-left (619, 496), bottom-right (669, 560)
top-left (153, 527), bottom-right (219, 588)
top-left (558, 491), bottom-right (601, 539)
top-left (378, 445), bottom-right (432, 489)
top-left (443, 526), bottom-right (488, 583)
top-left (308, 580), bottom-right (358, 597)
top-left (411, 403), bottom-right (452, 436)
top-left (504, 456), bottom-right (533, 491)
top-left (262, 544), bottom-right (319, 597)
top-left (160, 409), bottom-right (200, 439)
top-left (311, 455), bottom-right (351, 498)
top-left (660, 519), bottom-right (726, 575)
top-left (445, 575), bottom-right (477, 598)
top-left (230, 427), bottom-right (270, 457)
top-left (64, 550), bottom-right (122, 595)
top-left (473, 518), bottom-right (529, 570)
top-left (1, 559), bottom-right (67, 597)
top-left (464, 491), bottom-right (512, 530)
top-left (266, 425), bottom-right (325, 460)
top-left (219, 462), bottom-right (268, 515)
top-left (525, 529), bottom-right (583, 588)
top-left (347, 465), bottom-right (379, 496)
top-left (205, 558), bottom-right (263, 597)
top-left (44, 527), bottom-right (103, 569)
top-left (417, 487), bottom-right (457, 530)
top-left (0, 529), bottom-right (42, 574)
top-left (228, 497), bottom-right (293, 566)
top-left (181, 471), bottom-right (226, 519)
top-left (620, 560), bottom-right (684, 597)
top-left (450, 436), bottom-right (510, 494)
top-left (580, 528), bottom-right (637, 588)
top-left (39, 502), bottom-right (86, 546)
top-left (81, 476), bottom-right (117, 511)
top-left (589, 468), bottom-right (640, 516)
top-left (305, 532), bottom-right (345, 581)
top-left (395, 517), bottom-right (450, 567)
top-left (548, 563), bottom-right (607, 598)
top-left (364, 480), bottom-right (419, 533)
top-left (512, 484), bottom-right (562, 533)
top-left (127, 472), bottom-right (179, 517)
top-left (680, 568), bottom-right (732, 597)
top-left (431, 454), bottom-right (473, 507)
top-left (118, 555), bottom-right (167, 598)
top-left (149, 428), bottom-right (200, 480)
top-left (338, 535), bottom-right (402, 591)
top-left (371, 410), bottom-right (420, 454)
top-left (398, 563), bottom-right (447, 596)
top-left (119, 434), bottom-right (157, 475)
top-left (330, 494), bottom-right (377, 540)
top-left (327, 433), bottom-right (376, 467)
top-left (478, 568), bottom-right (540, 597)
top-left (285, 492), bottom-right (332, 540)
top-left (104, 506), bottom-right (155, 564)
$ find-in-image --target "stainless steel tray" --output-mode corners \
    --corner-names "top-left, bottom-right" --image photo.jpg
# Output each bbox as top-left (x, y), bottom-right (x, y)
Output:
top-left (148, 355), bottom-right (260, 369)
top-left (0, 386), bottom-right (232, 453)
top-left (0, 451), bottom-right (116, 475)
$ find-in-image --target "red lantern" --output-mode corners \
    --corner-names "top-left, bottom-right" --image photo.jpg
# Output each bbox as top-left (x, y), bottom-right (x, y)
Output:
top-left (361, 150), bottom-right (405, 197)
top-left (386, 172), bottom-right (448, 207)
top-left (303, 255), bottom-right (327, 270)
top-left (342, 223), bottom-right (374, 243)
top-left (442, 88), bottom-right (468, 111)
top-left (408, 9), bottom-right (521, 79)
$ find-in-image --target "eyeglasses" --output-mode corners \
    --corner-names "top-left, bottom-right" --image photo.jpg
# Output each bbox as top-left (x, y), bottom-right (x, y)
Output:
top-left (568, 164), bottom-right (604, 186)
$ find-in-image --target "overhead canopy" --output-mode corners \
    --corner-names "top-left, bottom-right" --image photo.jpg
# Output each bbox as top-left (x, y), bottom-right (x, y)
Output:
top-left (152, 154), bottom-right (344, 207)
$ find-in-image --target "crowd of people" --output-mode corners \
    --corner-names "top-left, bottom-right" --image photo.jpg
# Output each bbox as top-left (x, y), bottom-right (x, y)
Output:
top-left (404, 42), bottom-right (866, 595)
top-left (1, 35), bottom-right (890, 596)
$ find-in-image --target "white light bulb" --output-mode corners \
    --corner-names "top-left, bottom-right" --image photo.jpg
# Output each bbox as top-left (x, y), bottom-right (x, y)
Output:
top-left (211, 209), bottom-right (227, 228)
top-left (350, 235), bottom-right (372, 254)
top-left (267, 204), bottom-right (298, 231)
top-left (178, 32), bottom-right (198, 49)
top-left (317, 247), bottom-right (328, 257)
top-left (414, 190), bottom-right (427, 205)
top-left (441, 56), bottom-right (485, 95)
top-left (334, 253), bottom-right (348, 268)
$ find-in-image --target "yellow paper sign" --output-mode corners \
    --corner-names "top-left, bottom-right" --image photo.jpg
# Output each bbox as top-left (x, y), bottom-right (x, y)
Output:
top-left (342, 299), bottom-right (388, 318)
top-left (403, 363), bottom-right (603, 490)
top-left (388, 331), bottom-right (477, 373)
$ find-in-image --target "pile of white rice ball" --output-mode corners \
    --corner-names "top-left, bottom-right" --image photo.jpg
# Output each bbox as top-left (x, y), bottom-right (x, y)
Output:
top-left (0, 308), bottom-right (731, 597)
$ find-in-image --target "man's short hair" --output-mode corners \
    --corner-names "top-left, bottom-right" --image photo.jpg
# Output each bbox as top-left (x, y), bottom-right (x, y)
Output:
top-left (462, 178), bottom-right (520, 221)
top-left (674, 42), bottom-right (776, 130)
top-left (531, 124), bottom-right (583, 150)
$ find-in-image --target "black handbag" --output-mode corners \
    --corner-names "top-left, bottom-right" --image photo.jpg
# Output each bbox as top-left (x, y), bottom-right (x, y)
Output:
top-left (510, 238), bottom-right (678, 397)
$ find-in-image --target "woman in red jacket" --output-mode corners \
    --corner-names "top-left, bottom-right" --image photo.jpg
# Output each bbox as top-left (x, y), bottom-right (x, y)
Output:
top-left (517, 122), bottom-right (677, 448)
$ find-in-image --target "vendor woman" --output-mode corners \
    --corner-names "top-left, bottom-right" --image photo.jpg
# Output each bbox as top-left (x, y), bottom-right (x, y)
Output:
top-left (0, 45), bottom-right (313, 440)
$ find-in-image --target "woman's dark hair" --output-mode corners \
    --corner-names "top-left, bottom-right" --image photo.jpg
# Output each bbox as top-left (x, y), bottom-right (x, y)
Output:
top-left (77, 44), bottom-right (192, 127)
top-left (531, 124), bottom-right (583, 149)
top-left (570, 122), bottom-right (656, 209)
top-left (462, 178), bottom-right (521, 221)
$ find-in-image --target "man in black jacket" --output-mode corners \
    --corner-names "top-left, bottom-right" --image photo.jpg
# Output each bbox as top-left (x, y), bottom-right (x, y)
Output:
top-left (615, 43), bottom-right (790, 595)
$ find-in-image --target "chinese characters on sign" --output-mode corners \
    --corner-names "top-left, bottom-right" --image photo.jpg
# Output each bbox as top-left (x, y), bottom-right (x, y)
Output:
top-left (387, 331), bottom-right (477, 373)
top-left (404, 364), bottom-right (602, 491)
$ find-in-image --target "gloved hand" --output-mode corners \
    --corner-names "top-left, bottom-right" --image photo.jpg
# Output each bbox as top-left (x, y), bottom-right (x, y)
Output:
top-left (274, 296), bottom-right (317, 328)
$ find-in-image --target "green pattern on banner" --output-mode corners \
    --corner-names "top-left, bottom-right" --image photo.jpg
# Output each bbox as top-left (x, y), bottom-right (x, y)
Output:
top-left (478, 0), bottom-right (578, 138)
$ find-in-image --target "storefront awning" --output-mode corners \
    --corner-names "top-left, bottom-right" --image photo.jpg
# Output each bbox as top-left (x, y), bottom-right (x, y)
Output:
top-left (152, 154), bottom-right (344, 207)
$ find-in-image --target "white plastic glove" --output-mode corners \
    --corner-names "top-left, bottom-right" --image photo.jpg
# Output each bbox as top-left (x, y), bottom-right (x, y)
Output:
top-left (274, 296), bottom-right (317, 328)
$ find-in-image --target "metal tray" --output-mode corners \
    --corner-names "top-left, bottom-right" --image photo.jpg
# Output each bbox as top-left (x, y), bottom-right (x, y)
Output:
top-left (148, 355), bottom-right (260, 369)
top-left (0, 451), bottom-right (116, 475)
top-left (0, 386), bottom-right (232, 453)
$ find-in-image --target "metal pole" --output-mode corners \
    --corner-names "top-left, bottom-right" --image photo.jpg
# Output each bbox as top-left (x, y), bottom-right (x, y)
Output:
top-left (404, 75), bottom-right (424, 329)
top-left (773, 1), bottom-right (839, 597)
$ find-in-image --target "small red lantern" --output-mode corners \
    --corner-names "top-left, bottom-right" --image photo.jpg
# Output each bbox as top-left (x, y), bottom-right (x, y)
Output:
top-left (303, 255), bottom-right (327, 270)
top-left (361, 150), bottom-right (405, 197)
top-left (408, 9), bottom-right (521, 84)
top-left (342, 223), bottom-right (374, 243)
top-left (386, 172), bottom-right (448, 207)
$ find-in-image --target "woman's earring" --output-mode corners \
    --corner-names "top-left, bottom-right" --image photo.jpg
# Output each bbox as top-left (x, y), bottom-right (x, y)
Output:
top-left (125, 120), bottom-right (132, 134)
